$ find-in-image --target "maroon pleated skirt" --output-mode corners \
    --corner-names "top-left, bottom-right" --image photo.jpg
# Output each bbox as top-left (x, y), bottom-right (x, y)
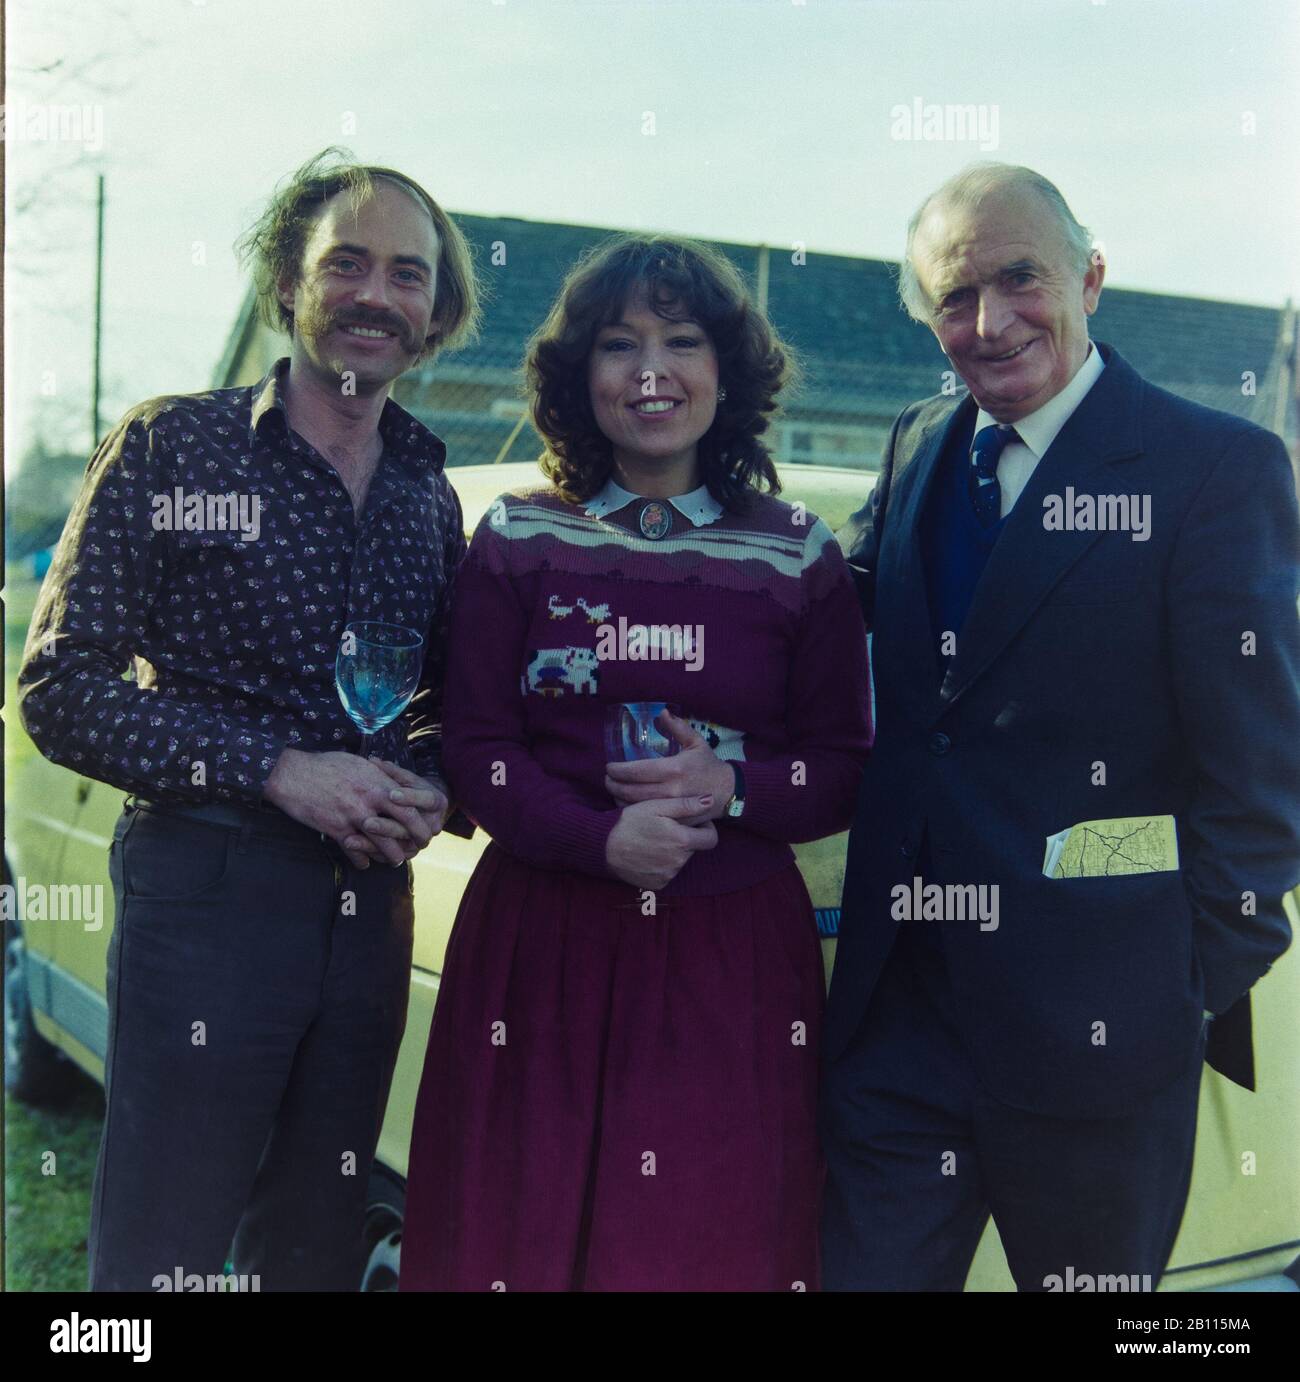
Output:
top-left (399, 842), bottom-right (825, 1291)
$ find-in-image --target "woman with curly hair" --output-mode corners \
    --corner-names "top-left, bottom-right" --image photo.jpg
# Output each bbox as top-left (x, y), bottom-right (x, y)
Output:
top-left (399, 234), bottom-right (872, 1291)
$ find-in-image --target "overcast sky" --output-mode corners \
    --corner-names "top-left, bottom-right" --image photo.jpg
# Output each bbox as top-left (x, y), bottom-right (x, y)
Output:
top-left (6, 0), bottom-right (1298, 461)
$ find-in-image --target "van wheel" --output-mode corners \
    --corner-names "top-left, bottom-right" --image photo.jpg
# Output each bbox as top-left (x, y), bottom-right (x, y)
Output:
top-left (360, 1164), bottom-right (405, 1292)
top-left (4, 921), bottom-right (75, 1105)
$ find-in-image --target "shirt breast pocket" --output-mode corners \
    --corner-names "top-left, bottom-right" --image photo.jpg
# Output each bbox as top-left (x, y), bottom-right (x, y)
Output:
top-left (168, 523), bottom-right (263, 554)
top-left (166, 528), bottom-right (296, 634)
top-left (169, 525), bottom-right (278, 574)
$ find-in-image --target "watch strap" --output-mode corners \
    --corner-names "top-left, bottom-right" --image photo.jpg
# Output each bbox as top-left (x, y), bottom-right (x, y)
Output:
top-left (726, 760), bottom-right (746, 818)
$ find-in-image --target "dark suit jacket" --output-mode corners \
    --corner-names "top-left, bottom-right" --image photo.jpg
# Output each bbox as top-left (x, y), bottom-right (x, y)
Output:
top-left (828, 342), bottom-right (1300, 1119)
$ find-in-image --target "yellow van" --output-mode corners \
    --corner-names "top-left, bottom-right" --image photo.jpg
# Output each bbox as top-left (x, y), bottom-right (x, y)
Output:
top-left (6, 460), bottom-right (1298, 1291)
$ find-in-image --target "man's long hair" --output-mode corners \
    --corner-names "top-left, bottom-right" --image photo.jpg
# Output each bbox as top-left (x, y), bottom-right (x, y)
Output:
top-left (236, 147), bottom-right (482, 361)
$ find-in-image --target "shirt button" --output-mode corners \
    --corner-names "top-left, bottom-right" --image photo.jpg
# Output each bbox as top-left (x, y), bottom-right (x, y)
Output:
top-left (930, 732), bottom-right (952, 756)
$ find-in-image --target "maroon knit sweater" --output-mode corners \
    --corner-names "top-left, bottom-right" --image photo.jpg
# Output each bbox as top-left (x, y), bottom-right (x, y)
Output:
top-left (441, 484), bottom-right (873, 897)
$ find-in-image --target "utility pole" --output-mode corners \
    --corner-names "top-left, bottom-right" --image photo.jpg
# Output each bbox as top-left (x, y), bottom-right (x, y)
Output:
top-left (91, 173), bottom-right (105, 449)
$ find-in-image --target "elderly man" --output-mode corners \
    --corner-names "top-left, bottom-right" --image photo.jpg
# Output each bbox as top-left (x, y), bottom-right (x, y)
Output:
top-left (18, 149), bottom-right (480, 1290)
top-left (822, 163), bottom-right (1300, 1291)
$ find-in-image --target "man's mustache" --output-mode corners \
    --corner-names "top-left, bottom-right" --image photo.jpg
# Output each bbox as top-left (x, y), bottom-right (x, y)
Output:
top-left (331, 310), bottom-right (414, 343)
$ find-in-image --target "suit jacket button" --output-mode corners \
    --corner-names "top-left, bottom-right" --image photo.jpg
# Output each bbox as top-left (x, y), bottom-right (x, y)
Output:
top-left (930, 732), bottom-right (952, 756)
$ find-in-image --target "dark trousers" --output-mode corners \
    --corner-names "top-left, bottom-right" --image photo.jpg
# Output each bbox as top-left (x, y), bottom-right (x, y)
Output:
top-left (89, 799), bottom-right (414, 1291)
top-left (819, 917), bottom-right (1205, 1292)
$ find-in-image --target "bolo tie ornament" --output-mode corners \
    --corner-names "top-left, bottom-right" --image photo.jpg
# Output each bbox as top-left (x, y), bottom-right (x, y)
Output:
top-left (638, 500), bottom-right (672, 540)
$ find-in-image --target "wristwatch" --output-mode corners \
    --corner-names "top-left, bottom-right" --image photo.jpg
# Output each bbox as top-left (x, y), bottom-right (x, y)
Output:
top-left (724, 761), bottom-right (746, 818)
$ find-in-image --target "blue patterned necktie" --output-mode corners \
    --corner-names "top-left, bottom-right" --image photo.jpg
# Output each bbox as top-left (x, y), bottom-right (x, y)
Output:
top-left (969, 423), bottom-right (1017, 527)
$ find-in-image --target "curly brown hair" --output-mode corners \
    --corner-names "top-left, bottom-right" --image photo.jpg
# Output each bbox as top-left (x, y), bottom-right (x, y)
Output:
top-left (235, 147), bottom-right (481, 362)
top-left (526, 234), bottom-right (799, 509)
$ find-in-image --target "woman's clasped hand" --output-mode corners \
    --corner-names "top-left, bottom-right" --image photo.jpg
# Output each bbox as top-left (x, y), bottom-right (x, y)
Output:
top-left (603, 710), bottom-right (733, 890)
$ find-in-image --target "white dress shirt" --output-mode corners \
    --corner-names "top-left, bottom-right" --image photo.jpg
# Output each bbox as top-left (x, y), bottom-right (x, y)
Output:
top-left (974, 342), bottom-right (1105, 518)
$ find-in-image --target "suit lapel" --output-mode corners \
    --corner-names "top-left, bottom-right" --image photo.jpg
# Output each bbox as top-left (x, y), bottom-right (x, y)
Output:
top-left (883, 398), bottom-right (975, 717)
top-left (938, 344), bottom-right (1146, 713)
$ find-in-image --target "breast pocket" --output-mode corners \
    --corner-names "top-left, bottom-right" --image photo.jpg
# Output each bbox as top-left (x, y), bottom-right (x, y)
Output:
top-left (1041, 574), bottom-right (1137, 607)
top-left (169, 523), bottom-right (278, 582)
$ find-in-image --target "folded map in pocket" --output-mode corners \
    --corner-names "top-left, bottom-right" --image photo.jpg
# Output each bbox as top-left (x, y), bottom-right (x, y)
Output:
top-left (1042, 815), bottom-right (1179, 878)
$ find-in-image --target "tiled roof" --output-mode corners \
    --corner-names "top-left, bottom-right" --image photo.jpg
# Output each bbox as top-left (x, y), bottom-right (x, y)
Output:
top-left (439, 214), bottom-right (1287, 429)
top-left (221, 211), bottom-right (1292, 440)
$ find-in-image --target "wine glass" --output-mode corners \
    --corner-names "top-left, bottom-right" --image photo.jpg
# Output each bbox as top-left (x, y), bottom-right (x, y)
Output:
top-left (335, 620), bottom-right (425, 758)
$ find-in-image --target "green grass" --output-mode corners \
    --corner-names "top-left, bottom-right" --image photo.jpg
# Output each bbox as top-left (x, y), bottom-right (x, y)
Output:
top-left (4, 1080), bottom-right (105, 1291)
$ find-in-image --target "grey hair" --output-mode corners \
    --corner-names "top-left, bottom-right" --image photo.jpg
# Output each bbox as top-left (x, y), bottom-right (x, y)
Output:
top-left (897, 163), bottom-right (1095, 322)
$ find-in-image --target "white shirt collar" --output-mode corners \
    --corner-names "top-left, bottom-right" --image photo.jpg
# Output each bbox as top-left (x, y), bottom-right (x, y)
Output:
top-left (583, 475), bottom-right (724, 527)
top-left (973, 341), bottom-right (1105, 459)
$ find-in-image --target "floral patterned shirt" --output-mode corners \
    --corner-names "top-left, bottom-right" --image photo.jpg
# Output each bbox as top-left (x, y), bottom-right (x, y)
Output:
top-left (18, 358), bottom-right (465, 811)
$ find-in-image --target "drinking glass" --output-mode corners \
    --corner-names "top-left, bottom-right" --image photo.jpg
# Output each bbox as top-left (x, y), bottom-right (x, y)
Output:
top-left (335, 620), bottom-right (424, 758)
top-left (603, 702), bottom-right (684, 762)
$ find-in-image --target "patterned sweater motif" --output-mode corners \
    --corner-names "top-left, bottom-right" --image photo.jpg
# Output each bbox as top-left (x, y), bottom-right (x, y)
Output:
top-left (441, 484), bottom-right (873, 897)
